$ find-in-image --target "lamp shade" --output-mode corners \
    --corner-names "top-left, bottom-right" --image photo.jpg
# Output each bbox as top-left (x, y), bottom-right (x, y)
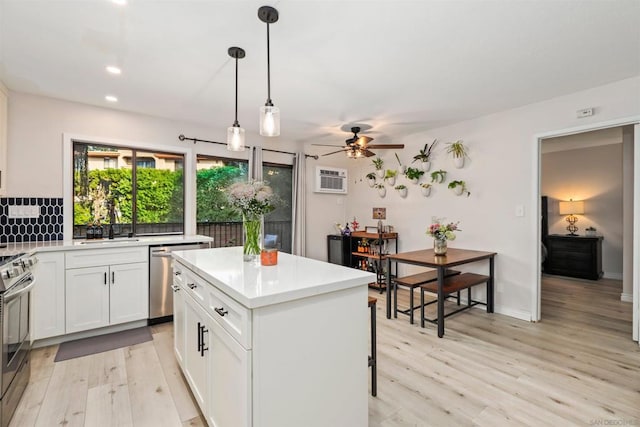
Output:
top-left (559, 200), bottom-right (584, 215)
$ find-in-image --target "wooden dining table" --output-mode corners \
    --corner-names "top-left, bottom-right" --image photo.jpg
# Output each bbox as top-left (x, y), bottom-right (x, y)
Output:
top-left (385, 248), bottom-right (497, 337)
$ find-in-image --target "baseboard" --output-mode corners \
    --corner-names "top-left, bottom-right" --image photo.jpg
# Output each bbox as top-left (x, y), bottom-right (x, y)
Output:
top-left (33, 319), bottom-right (149, 349)
top-left (621, 293), bottom-right (633, 303)
top-left (603, 272), bottom-right (623, 280)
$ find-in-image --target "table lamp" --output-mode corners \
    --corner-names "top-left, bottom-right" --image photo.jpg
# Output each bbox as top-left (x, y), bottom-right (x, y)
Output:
top-left (558, 199), bottom-right (584, 236)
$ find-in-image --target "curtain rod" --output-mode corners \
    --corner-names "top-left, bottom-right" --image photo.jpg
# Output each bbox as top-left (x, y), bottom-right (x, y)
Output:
top-left (178, 134), bottom-right (318, 159)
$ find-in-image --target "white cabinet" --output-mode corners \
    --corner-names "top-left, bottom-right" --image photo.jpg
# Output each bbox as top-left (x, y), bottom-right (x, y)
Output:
top-left (173, 266), bottom-right (250, 427)
top-left (32, 251), bottom-right (66, 340)
top-left (0, 81), bottom-right (7, 196)
top-left (65, 247), bottom-right (148, 334)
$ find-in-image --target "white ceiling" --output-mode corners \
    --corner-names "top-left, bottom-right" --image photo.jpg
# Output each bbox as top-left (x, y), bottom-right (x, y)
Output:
top-left (1, 0), bottom-right (639, 146)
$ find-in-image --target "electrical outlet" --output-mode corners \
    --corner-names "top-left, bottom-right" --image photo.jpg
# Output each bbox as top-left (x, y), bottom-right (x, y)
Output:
top-left (576, 108), bottom-right (594, 118)
top-left (8, 205), bottom-right (40, 218)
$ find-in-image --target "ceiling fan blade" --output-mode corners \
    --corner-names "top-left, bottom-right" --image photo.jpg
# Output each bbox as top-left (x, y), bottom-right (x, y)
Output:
top-left (367, 144), bottom-right (405, 149)
top-left (312, 143), bottom-right (347, 147)
top-left (356, 136), bottom-right (373, 147)
top-left (321, 148), bottom-right (350, 156)
top-left (363, 149), bottom-right (376, 157)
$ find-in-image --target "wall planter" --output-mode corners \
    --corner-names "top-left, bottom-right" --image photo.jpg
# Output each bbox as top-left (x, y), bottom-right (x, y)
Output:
top-left (446, 140), bottom-right (468, 169)
top-left (384, 169), bottom-right (398, 186)
top-left (420, 183), bottom-right (432, 197)
top-left (412, 139), bottom-right (437, 173)
top-left (404, 167), bottom-right (424, 184)
top-left (372, 157), bottom-right (385, 178)
top-left (365, 172), bottom-right (377, 187)
top-left (430, 169), bottom-right (447, 184)
top-left (395, 184), bottom-right (408, 198)
top-left (375, 183), bottom-right (386, 198)
top-left (448, 180), bottom-right (470, 197)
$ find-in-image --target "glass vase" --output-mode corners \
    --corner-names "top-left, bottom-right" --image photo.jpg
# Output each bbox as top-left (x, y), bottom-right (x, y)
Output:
top-left (243, 213), bottom-right (263, 263)
top-left (433, 238), bottom-right (447, 256)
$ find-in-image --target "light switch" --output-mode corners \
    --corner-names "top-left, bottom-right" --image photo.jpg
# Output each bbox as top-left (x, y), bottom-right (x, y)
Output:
top-left (515, 205), bottom-right (525, 217)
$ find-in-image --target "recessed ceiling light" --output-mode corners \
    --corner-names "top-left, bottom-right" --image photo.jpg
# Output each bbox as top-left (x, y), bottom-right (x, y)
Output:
top-left (106, 66), bottom-right (121, 75)
top-left (111, 0), bottom-right (127, 5)
top-left (105, 95), bottom-right (118, 102)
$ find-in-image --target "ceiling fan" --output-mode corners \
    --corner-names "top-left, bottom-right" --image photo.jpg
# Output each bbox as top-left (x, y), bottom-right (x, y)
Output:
top-left (313, 126), bottom-right (405, 158)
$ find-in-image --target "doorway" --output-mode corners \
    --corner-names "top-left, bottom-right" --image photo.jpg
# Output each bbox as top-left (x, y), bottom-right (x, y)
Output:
top-left (533, 119), bottom-right (640, 343)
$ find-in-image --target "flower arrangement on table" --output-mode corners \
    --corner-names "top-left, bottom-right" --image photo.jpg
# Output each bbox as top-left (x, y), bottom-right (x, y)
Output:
top-left (226, 181), bottom-right (278, 260)
top-left (426, 219), bottom-right (461, 255)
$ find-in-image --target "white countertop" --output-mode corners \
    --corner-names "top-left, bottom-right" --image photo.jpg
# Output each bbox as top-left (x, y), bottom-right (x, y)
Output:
top-left (0, 235), bottom-right (213, 256)
top-left (172, 246), bottom-right (375, 309)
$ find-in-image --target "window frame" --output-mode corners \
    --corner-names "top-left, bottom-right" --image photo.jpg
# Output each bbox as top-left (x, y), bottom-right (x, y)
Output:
top-left (63, 133), bottom-right (194, 241)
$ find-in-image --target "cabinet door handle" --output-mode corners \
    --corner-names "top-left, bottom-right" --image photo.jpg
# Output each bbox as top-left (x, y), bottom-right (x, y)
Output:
top-left (214, 307), bottom-right (228, 317)
top-left (111, 271), bottom-right (115, 284)
top-left (104, 272), bottom-right (107, 285)
top-left (200, 325), bottom-right (209, 357)
top-left (170, 284), bottom-right (180, 292)
top-left (197, 321), bottom-right (202, 352)
top-left (174, 271), bottom-right (182, 276)
top-left (188, 283), bottom-right (197, 290)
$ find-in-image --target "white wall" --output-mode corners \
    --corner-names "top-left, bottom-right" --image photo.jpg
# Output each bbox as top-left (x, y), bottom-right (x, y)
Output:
top-left (542, 144), bottom-right (623, 279)
top-left (6, 92), bottom-right (296, 197)
top-left (305, 76), bottom-right (640, 320)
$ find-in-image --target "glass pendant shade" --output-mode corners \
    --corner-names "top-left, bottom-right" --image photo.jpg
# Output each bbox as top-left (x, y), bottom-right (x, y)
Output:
top-left (227, 125), bottom-right (245, 151)
top-left (260, 105), bottom-right (280, 137)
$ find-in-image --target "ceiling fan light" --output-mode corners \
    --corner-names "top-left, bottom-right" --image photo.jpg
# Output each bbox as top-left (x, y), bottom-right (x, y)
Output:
top-left (227, 125), bottom-right (246, 151)
top-left (259, 104), bottom-right (280, 137)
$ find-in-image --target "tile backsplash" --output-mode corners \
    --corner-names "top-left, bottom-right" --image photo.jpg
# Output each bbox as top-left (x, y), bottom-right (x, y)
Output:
top-left (0, 197), bottom-right (63, 243)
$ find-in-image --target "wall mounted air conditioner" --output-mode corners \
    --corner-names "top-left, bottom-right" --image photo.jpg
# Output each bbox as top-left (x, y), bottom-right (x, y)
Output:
top-left (314, 166), bottom-right (347, 194)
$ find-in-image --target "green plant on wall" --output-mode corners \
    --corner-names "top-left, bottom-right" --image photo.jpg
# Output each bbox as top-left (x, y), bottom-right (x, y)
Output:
top-left (412, 139), bottom-right (438, 163)
top-left (446, 140), bottom-right (468, 158)
top-left (372, 157), bottom-right (384, 170)
top-left (384, 169), bottom-right (398, 179)
top-left (404, 167), bottom-right (424, 181)
top-left (448, 180), bottom-right (470, 197)
top-left (430, 169), bottom-right (447, 183)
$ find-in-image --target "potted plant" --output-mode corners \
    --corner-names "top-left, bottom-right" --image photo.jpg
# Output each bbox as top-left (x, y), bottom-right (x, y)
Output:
top-left (365, 172), bottom-right (377, 187)
top-left (585, 226), bottom-right (597, 237)
top-left (375, 182), bottom-right (386, 197)
top-left (412, 139), bottom-right (437, 172)
top-left (404, 167), bottom-right (424, 184)
top-left (384, 169), bottom-right (398, 186)
top-left (430, 169), bottom-right (447, 184)
top-left (448, 180), bottom-right (470, 197)
top-left (446, 140), bottom-right (468, 168)
top-left (394, 153), bottom-right (406, 174)
top-left (420, 182), bottom-right (432, 197)
top-left (372, 157), bottom-right (385, 178)
top-left (395, 184), bottom-right (408, 198)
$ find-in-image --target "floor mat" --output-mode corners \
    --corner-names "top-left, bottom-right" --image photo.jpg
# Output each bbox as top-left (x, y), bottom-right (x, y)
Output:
top-left (54, 326), bottom-right (152, 362)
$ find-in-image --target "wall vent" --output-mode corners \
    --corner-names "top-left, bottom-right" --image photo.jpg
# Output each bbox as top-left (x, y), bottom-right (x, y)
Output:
top-left (314, 166), bottom-right (347, 194)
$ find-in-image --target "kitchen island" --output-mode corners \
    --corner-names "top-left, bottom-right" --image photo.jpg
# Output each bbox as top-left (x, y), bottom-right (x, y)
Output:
top-left (172, 246), bottom-right (374, 427)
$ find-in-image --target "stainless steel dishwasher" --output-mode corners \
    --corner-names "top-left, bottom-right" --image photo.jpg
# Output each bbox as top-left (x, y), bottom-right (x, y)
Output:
top-left (149, 242), bottom-right (210, 323)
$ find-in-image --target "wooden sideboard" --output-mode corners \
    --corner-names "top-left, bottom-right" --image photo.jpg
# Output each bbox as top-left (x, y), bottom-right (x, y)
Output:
top-left (545, 234), bottom-right (603, 280)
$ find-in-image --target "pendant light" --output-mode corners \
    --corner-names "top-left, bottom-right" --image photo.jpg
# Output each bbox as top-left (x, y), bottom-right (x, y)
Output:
top-left (227, 47), bottom-right (246, 151)
top-left (258, 6), bottom-right (280, 137)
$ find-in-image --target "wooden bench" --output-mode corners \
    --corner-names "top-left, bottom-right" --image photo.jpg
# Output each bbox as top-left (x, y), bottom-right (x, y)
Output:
top-left (419, 272), bottom-right (491, 328)
top-left (368, 296), bottom-right (377, 397)
top-left (393, 269), bottom-right (460, 324)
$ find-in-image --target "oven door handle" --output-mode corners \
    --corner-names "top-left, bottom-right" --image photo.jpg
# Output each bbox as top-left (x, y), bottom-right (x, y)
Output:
top-left (4, 275), bottom-right (36, 302)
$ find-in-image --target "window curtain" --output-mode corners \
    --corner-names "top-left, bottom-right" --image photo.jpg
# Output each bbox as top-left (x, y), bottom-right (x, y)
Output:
top-left (249, 146), bottom-right (263, 181)
top-left (291, 152), bottom-right (306, 256)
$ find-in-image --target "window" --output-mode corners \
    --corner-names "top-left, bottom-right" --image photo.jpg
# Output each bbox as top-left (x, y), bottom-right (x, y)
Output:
top-left (263, 163), bottom-right (293, 253)
top-left (73, 142), bottom-right (185, 238)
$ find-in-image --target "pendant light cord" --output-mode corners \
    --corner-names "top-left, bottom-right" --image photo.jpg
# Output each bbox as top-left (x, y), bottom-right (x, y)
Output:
top-left (266, 22), bottom-right (272, 105)
top-left (234, 54), bottom-right (239, 126)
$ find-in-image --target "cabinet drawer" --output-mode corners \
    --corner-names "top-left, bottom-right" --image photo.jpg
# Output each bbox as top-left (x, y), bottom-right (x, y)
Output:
top-left (207, 286), bottom-right (252, 350)
top-left (66, 246), bottom-right (148, 269)
top-left (182, 269), bottom-right (207, 305)
top-left (549, 240), bottom-right (592, 254)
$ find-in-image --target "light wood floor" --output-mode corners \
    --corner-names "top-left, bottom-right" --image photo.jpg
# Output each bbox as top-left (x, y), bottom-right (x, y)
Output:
top-left (11, 275), bottom-right (640, 426)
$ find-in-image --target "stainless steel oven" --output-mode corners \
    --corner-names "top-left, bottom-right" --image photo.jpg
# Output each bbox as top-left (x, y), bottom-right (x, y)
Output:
top-left (0, 253), bottom-right (37, 427)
